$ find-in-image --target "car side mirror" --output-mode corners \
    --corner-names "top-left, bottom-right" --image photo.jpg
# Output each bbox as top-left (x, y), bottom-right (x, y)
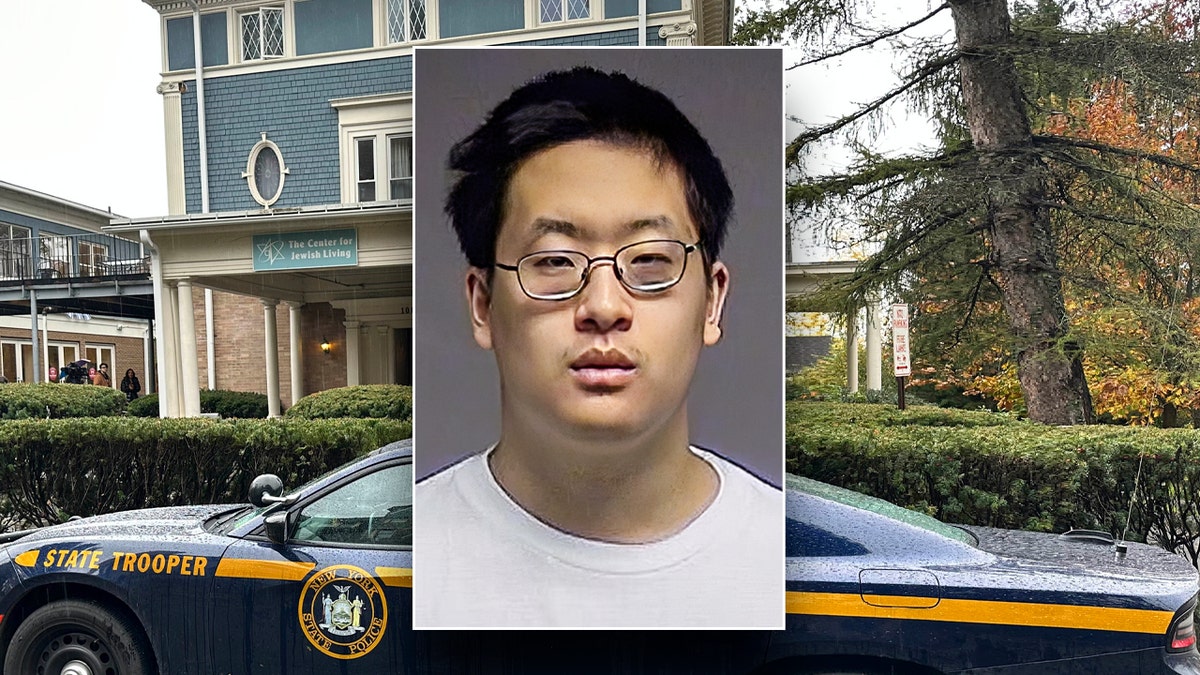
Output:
top-left (263, 510), bottom-right (290, 545)
top-left (248, 474), bottom-right (284, 507)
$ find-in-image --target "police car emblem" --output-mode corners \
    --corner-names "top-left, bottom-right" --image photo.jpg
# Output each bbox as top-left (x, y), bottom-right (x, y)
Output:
top-left (298, 564), bottom-right (387, 659)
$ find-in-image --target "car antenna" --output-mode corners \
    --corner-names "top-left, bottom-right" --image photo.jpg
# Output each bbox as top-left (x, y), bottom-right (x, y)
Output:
top-left (1117, 452), bottom-right (1146, 562)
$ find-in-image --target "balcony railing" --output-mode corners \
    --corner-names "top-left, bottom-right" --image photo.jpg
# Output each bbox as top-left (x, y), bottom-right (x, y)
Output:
top-left (0, 233), bottom-right (148, 283)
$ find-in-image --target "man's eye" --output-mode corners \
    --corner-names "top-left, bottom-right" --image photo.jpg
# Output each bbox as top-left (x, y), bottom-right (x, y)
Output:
top-left (628, 253), bottom-right (673, 267)
top-left (531, 255), bottom-right (578, 269)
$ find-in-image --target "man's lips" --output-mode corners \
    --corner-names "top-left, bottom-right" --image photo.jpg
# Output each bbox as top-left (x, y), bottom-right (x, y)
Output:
top-left (569, 349), bottom-right (637, 388)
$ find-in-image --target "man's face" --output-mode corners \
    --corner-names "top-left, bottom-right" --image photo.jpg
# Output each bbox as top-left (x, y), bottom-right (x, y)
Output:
top-left (466, 140), bottom-right (729, 445)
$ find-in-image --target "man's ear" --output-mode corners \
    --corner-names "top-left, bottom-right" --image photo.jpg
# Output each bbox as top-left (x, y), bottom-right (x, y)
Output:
top-left (465, 267), bottom-right (494, 350)
top-left (703, 261), bottom-right (730, 346)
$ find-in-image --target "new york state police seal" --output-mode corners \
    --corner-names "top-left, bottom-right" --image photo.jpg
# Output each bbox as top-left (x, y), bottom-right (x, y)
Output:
top-left (298, 564), bottom-right (388, 659)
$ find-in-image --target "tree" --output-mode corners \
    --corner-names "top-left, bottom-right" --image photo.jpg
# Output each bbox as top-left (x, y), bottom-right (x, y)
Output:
top-left (741, 0), bottom-right (1200, 424)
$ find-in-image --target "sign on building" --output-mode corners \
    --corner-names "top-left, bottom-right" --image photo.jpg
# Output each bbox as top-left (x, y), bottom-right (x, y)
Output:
top-left (253, 228), bottom-right (358, 271)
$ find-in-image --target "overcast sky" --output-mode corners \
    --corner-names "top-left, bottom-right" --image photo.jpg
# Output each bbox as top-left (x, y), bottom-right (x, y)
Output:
top-left (0, 1), bottom-right (165, 219)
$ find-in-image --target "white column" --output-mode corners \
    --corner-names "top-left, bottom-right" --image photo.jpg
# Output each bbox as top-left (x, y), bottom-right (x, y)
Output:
top-left (162, 282), bottom-right (182, 416)
top-left (865, 299), bottom-right (882, 391)
top-left (846, 308), bottom-right (859, 393)
top-left (344, 319), bottom-right (361, 386)
top-left (286, 301), bottom-right (304, 406)
top-left (142, 323), bottom-right (153, 394)
top-left (381, 325), bottom-right (394, 385)
top-left (177, 280), bottom-right (201, 416)
top-left (263, 299), bottom-right (281, 418)
top-left (204, 289), bottom-right (215, 389)
top-left (157, 82), bottom-right (186, 216)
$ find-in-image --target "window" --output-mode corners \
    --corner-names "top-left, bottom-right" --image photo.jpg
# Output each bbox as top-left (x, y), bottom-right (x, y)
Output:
top-left (79, 241), bottom-right (108, 278)
top-left (332, 93), bottom-right (412, 204)
top-left (0, 224), bottom-right (30, 280)
top-left (356, 137), bottom-right (376, 202)
top-left (240, 6), bottom-right (284, 61)
top-left (541, 0), bottom-right (590, 22)
top-left (354, 134), bottom-right (412, 202)
top-left (387, 0), bottom-right (427, 43)
top-left (293, 463), bottom-right (413, 546)
top-left (388, 135), bottom-right (413, 200)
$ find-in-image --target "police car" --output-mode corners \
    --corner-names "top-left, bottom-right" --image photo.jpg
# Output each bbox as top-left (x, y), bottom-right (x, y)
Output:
top-left (1, 441), bottom-right (1198, 674)
top-left (0, 439), bottom-right (411, 674)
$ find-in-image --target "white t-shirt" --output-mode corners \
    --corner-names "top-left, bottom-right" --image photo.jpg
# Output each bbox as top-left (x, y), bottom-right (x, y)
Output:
top-left (413, 446), bottom-right (784, 628)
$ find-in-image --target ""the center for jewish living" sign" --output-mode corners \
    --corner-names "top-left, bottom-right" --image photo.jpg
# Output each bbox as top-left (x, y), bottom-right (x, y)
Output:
top-left (253, 228), bottom-right (358, 271)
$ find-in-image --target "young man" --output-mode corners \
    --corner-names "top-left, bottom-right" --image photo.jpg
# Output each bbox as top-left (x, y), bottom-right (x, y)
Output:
top-left (414, 59), bottom-right (782, 629)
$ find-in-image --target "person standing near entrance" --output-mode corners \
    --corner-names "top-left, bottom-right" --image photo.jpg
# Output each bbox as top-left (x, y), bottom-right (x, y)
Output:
top-left (92, 362), bottom-right (112, 388)
top-left (121, 369), bottom-right (140, 400)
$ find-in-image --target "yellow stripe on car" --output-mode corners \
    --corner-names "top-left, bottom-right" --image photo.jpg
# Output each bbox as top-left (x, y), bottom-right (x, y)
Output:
top-left (12, 550), bottom-right (38, 568)
top-left (375, 567), bottom-right (412, 587)
top-left (214, 558), bottom-right (315, 581)
top-left (787, 591), bottom-right (1175, 635)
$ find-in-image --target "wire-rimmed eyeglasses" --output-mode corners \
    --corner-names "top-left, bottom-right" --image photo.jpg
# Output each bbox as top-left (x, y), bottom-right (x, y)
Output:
top-left (494, 239), bottom-right (700, 301)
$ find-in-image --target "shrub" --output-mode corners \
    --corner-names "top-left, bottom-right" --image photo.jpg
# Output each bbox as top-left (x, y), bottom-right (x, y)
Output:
top-left (126, 393), bottom-right (159, 417)
top-left (125, 391), bottom-right (270, 418)
top-left (286, 384), bottom-right (412, 421)
top-left (0, 383), bottom-right (126, 419)
top-left (201, 389), bottom-right (269, 418)
top-left (0, 417), bottom-right (411, 527)
top-left (788, 401), bottom-right (1200, 564)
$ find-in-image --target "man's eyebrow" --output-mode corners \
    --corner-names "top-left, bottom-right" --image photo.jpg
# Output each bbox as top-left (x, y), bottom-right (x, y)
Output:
top-left (626, 215), bottom-right (677, 234)
top-left (530, 218), bottom-right (579, 237)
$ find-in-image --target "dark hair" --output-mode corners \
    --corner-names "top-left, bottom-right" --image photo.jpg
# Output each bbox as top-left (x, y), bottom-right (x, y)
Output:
top-left (445, 67), bottom-right (733, 270)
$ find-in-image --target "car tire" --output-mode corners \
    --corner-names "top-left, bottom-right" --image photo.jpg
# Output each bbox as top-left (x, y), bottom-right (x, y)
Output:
top-left (3, 599), bottom-right (153, 675)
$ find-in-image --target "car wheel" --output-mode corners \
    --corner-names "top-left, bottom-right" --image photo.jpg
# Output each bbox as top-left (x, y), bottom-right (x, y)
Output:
top-left (3, 600), bottom-right (152, 675)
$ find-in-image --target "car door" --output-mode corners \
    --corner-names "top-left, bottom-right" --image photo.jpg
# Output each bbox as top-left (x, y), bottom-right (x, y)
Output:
top-left (210, 457), bottom-right (413, 674)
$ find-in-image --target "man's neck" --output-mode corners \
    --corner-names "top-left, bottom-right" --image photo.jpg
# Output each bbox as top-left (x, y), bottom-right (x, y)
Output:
top-left (488, 417), bottom-right (719, 544)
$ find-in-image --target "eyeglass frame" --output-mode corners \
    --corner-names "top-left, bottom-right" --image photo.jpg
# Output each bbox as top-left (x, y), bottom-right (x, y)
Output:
top-left (493, 238), bottom-right (702, 301)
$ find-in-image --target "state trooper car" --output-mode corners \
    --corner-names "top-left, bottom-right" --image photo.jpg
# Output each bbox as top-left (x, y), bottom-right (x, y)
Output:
top-left (0, 440), bottom-right (1198, 674)
top-left (0, 439), bottom-right (411, 674)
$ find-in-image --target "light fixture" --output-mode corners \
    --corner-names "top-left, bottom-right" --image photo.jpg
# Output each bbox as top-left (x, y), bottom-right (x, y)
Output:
top-left (320, 337), bottom-right (331, 355)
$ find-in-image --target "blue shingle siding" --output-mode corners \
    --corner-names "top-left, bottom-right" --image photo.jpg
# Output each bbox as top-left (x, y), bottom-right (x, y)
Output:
top-left (509, 27), bottom-right (666, 46)
top-left (180, 56), bottom-right (412, 213)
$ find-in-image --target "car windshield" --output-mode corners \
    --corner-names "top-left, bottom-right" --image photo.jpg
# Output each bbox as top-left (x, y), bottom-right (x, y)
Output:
top-left (207, 455), bottom-right (371, 536)
top-left (788, 474), bottom-right (977, 546)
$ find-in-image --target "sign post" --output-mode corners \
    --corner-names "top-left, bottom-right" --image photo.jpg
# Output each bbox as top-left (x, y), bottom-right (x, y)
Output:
top-left (892, 304), bottom-right (911, 411)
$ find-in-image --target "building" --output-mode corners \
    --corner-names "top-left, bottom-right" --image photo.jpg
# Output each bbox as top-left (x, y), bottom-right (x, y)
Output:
top-left (112, 0), bottom-right (729, 415)
top-left (0, 181), bottom-right (153, 387)
top-left (111, 0), bottom-right (732, 417)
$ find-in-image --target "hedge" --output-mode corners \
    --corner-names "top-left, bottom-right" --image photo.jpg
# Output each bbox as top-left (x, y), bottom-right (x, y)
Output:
top-left (0, 383), bottom-right (127, 419)
top-left (286, 384), bottom-right (412, 421)
top-left (789, 402), bottom-right (1200, 564)
top-left (126, 390), bottom-right (270, 418)
top-left (1, 417), bottom-right (411, 527)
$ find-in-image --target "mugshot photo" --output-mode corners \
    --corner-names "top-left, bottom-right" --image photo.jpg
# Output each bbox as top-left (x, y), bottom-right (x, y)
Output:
top-left (412, 47), bottom-right (784, 629)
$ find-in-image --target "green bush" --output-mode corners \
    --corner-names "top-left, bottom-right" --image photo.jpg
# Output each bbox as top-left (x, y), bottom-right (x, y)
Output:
top-left (125, 391), bottom-right (270, 418)
top-left (789, 401), bottom-right (1200, 564)
top-left (201, 389), bottom-right (269, 418)
top-left (126, 393), bottom-right (159, 417)
top-left (0, 417), bottom-right (411, 527)
top-left (286, 384), bottom-right (412, 421)
top-left (0, 383), bottom-right (126, 419)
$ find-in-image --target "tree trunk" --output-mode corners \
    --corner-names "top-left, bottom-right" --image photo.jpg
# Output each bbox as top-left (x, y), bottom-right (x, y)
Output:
top-left (949, 0), bottom-right (1093, 424)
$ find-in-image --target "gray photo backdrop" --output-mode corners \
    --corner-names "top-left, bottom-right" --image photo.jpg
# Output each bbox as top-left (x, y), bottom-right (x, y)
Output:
top-left (413, 47), bottom-right (784, 485)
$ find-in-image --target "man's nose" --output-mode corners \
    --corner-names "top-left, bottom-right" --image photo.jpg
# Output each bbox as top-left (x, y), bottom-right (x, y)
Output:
top-left (574, 260), bottom-right (633, 333)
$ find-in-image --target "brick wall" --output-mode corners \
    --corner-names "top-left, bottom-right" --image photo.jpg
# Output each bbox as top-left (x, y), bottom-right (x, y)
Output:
top-left (0, 326), bottom-right (147, 386)
top-left (196, 289), bottom-right (346, 408)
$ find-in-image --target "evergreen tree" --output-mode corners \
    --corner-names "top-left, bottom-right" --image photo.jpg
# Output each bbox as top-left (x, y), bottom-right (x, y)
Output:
top-left (742, 0), bottom-right (1200, 425)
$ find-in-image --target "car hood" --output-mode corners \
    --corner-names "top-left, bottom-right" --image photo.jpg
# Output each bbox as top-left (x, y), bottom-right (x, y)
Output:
top-left (964, 525), bottom-right (1198, 583)
top-left (3, 504), bottom-right (237, 549)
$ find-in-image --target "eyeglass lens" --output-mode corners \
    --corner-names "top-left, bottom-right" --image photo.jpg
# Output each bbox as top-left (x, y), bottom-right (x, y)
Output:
top-left (518, 240), bottom-right (690, 299)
